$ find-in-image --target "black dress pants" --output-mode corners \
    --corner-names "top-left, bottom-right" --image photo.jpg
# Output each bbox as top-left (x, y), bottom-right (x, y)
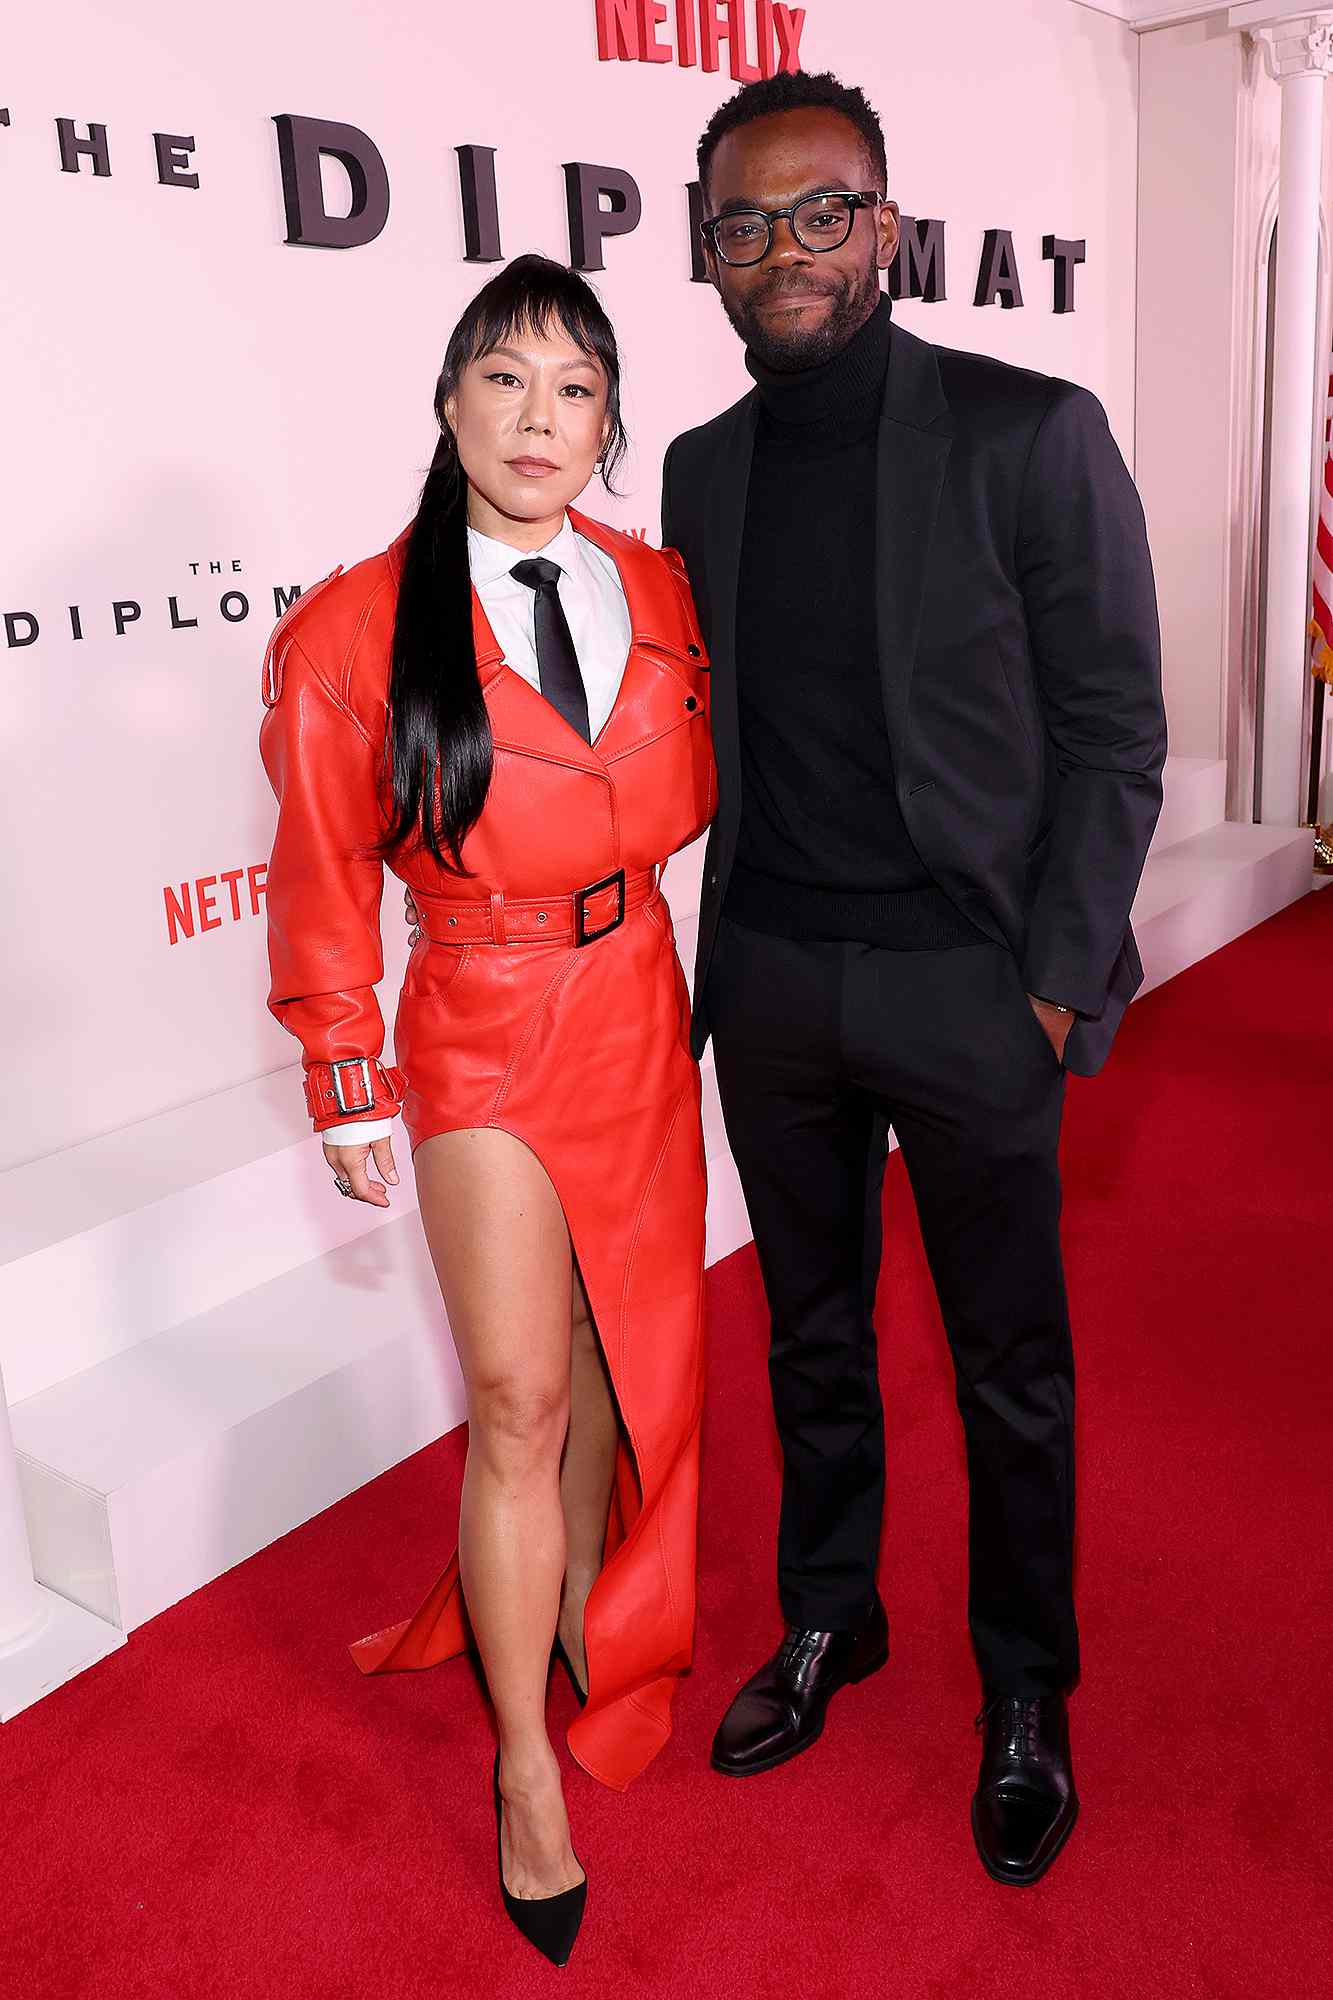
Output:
top-left (707, 919), bottom-right (1079, 1697)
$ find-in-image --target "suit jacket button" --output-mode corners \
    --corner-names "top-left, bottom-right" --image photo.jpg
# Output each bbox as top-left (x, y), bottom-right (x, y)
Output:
top-left (685, 696), bottom-right (698, 711)
top-left (688, 644), bottom-right (701, 657)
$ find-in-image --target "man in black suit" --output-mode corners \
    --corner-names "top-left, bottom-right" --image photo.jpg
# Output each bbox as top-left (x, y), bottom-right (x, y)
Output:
top-left (663, 71), bottom-right (1165, 1884)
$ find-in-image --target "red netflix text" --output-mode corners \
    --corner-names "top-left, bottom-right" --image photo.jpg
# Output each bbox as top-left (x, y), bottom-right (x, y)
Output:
top-left (594, 0), bottom-right (806, 79)
top-left (165, 863), bottom-right (267, 944)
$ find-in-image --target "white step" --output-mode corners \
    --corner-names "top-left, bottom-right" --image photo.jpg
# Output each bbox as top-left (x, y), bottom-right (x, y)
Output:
top-left (1131, 820), bottom-right (1313, 992)
top-left (1149, 754), bottom-right (1228, 852)
top-left (10, 1059), bottom-right (748, 1637)
top-left (0, 1069), bottom-right (418, 1408)
top-left (13, 1214), bottom-right (460, 1633)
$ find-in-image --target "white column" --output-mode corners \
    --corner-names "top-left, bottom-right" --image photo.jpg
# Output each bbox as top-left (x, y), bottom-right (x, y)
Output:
top-left (1236, 9), bottom-right (1333, 821)
top-left (0, 1363), bottom-right (46, 1652)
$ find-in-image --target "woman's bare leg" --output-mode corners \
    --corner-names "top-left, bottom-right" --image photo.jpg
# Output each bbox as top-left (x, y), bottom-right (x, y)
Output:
top-left (414, 1128), bottom-right (584, 1901)
top-left (556, 1267), bottom-right (619, 1691)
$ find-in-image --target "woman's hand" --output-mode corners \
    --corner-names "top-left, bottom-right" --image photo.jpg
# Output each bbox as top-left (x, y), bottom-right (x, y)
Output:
top-left (404, 886), bottom-right (420, 939)
top-left (323, 1134), bottom-right (399, 1207)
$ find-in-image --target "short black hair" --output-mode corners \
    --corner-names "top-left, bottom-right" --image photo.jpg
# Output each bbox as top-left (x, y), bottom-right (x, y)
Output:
top-left (697, 70), bottom-right (888, 202)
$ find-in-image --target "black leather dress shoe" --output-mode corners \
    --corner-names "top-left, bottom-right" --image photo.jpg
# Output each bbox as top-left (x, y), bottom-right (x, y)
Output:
top-left (971, 1692), bottom-right (1079, 1885)
top-left (711, 1596), bottom-right (889, 1777)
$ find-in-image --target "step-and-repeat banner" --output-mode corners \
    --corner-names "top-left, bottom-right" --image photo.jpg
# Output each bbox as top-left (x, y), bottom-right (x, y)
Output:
top-left (2, 0), bottom-right (1138, 1169)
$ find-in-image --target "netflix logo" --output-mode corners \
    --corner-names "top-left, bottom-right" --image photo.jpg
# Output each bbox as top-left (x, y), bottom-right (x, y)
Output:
top-left (165, 863), bottom-right (267, 945)
top-left (595, 0), bottom-right (806, 79)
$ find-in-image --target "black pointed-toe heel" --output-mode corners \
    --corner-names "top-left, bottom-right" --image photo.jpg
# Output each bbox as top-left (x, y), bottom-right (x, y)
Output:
top-left (550, 1634), bottom-right (588, 1708)
top-left (492, 1751), bottom-right (588, 1967)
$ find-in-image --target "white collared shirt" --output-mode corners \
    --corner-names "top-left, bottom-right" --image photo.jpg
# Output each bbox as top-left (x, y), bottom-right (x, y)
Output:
top-left (320, 513), bottom-right (631, 1148)
top-left (466, 514), bottom-right (631, 740)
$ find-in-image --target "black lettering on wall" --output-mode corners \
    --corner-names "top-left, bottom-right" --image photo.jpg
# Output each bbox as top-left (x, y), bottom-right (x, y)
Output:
top-left (889, 215), bottom-right (946, 303)
top-left (169, 596), bottom-right (198, 630)
top-left (57, 118), bottom-right (111, 177)
top-left (975, 228), bottom-right (1023, 309)
top-left (113, 600), bottom-right (141, 636)
top-left (456, 144), bottom-right (502, 262)
top-left (274, 584), bottom-right (302, 617)
top-left (563, 162), bottom-right (642, 272)
top-left (1043, 235), bottom-right (1086, 315)
top-left (154, 133), bottom-right (199, 190)
top-left (5, 613), bottom-right (38, 648)
top-left (272, 114), bottom-right (390, 250)
top-left (220, 591), bottom-right (250, 622)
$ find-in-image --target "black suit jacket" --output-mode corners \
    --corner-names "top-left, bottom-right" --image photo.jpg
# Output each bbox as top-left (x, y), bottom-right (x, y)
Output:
top-left (661, 318), bottom-right (1167, 1076)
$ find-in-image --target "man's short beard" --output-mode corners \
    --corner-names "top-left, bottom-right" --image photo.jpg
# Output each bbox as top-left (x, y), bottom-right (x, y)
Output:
top-left (724, 257), bottom-right (883, 372)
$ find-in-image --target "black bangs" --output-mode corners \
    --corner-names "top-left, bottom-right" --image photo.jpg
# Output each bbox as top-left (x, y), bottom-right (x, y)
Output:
top-left (437, 252), bottom-right (629, 490)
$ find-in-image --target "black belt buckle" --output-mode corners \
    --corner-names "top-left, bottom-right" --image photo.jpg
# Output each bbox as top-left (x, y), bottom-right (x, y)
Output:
top-left (575, 868), bottom-right (626, 946)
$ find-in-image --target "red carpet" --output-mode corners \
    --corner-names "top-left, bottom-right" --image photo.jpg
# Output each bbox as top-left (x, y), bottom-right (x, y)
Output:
top-left (3, 891), bottom-right (1331, 1999)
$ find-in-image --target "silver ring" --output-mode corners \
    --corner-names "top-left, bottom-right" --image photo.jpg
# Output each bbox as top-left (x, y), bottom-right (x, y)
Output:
top-left (333, 1175), bottom-right (355, 1198)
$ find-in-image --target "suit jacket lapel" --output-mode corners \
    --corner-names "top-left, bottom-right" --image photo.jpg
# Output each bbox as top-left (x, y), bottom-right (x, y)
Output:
top-left (875, 323), bottom-right (953, 744)
top-left (706, 395), bottom-right (757, 798)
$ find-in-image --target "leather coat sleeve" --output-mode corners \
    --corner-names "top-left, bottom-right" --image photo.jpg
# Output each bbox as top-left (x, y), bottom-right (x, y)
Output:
top-left (259, 631), bottom-right (398, 1123)
top-left (1017, 385), bottom-right (1167, 1015)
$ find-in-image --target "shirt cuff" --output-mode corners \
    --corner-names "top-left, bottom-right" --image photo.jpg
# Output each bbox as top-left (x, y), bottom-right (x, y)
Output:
top-left (319, 1117), bottom-right (396, 1146)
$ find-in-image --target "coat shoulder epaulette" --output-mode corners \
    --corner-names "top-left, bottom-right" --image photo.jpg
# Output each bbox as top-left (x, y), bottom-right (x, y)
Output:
top-left (260, 549), bottom-right (396, 711)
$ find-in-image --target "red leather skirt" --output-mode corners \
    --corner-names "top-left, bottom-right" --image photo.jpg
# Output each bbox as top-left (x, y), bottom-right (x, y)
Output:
top-left (349, 888), bottom-right (707, 1792)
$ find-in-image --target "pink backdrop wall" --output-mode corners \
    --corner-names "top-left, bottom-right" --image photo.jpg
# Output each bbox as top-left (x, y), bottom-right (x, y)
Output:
top-left (2, 0), bottom-right (1139, 1171)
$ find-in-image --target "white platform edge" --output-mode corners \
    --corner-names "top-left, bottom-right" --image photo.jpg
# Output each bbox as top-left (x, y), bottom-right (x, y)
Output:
top-left (1133, 823), bottom-right (1313, 991)
top-left (10, 1073), bottom-right (752, 1637)
top-left (0, 1583), bottom-right (124, 1723)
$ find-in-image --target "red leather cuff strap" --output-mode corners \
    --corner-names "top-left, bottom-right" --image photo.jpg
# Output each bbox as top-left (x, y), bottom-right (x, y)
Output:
top-left (303, 1058), bottom-right (408, 1126)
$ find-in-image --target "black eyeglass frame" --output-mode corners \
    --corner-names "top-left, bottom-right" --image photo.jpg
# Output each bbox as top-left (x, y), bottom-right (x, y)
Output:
top-left (699, 189), bottom-right (884, 267)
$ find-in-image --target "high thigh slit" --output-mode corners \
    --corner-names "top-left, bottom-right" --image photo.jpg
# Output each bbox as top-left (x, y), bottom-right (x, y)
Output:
top-left (349, 936), bottom-right (707, 1791)
top-left (257, 509), bottom-right (718, 1790)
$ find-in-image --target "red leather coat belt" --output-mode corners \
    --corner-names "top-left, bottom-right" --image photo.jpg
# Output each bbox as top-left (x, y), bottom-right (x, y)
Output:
top-left (414, 865), bottom-right (658, 947)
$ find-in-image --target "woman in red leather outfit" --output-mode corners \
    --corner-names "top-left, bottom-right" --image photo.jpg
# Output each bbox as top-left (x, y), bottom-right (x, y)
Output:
top-left (259, 255), bottom-right (714, 1965)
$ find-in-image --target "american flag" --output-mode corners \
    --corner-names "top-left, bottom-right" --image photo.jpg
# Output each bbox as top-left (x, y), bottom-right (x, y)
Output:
top-left (1312, 364), bottom-right (1333, 690)
top-left (1313, 367), bottom-right (1333, 848)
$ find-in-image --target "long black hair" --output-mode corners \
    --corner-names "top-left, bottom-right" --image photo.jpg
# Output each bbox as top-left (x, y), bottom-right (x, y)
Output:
top-left (380, 254), bottom-right (629, 870)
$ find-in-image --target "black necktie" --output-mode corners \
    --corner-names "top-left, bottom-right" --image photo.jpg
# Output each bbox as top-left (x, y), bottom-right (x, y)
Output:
top-left (509, 557), bottom-right (592, 743)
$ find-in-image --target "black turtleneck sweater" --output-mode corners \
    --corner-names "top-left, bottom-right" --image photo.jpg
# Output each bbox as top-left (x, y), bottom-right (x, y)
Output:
top-left (725, 295), bottom-right (980, 950)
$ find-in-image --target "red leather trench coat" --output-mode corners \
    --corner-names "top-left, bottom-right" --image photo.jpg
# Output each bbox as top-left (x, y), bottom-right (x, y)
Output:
top-left (259, 510), bottom-right (716, 1790)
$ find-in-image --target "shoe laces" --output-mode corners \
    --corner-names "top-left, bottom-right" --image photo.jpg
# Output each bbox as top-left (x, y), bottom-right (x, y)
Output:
top-left (778, 1628), bottom-right (822, 1679)
top-left (975, 1694), bottom-right (1042, 1759)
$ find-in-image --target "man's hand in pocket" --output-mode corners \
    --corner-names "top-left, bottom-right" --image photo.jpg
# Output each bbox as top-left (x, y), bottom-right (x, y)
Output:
top-left (1028, 995), bottom-right (1074, 1063)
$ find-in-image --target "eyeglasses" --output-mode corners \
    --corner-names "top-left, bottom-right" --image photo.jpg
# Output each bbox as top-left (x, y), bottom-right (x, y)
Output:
top-left (700, 190), bottom-right (883, 268)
